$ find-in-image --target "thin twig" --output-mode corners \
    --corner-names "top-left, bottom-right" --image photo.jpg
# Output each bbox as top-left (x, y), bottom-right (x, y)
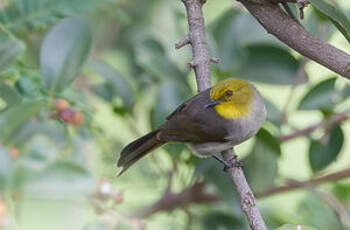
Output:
top-left (180, 0), bottom-right (267, 229)
top-left (280, 112), bottom-right (348, 142)
top-left (257, 167), bottom-right (350, 198)
top-left (175, 35), bottom-right (191, 49)
top-left (132, 182), bottom-right (218, 218)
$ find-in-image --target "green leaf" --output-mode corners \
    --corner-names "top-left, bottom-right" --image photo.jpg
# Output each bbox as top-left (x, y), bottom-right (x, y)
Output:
top-left (237, 45), bottom-right (300, 85)
top-left (276, 224), bottom-right (318, 230)
top-left (40, 17), bottom-right (91, 93)
top-left (298, 78), bottom-right (337, 110)
top-left (0, 147), bottom-right (12, 191)
top-left (209, 9), bottom-right (245, 73)
top-left (244, 128), bottom-right (280, 193)
top-left (235, 14), bottom-right (285, 49)
top-left (0, 32), bottom-right (25, 71)
top-left (22, 161), bottom-right (95, 200)
top-left (264, 98), bottom-right (282, 125)
top-left (308, 0), bottom-right (350, 43)
top-left (195, 159), bottom-right (239, 205)
top-left (0, 81), bottom-right (22, 108)
top-left (89, 60), bottom-right (134, 108)
top-left (298, 193), bottom-right (343, 230)
top-left (202, 211), bottom-right (244, 230)
top-left (151, 82), bottom-right (187, 128)
top-left (136, 38), bottom-right (190, 91)
top-left (0, 100), bottom-right (44, 144)
top-left (0, 0), bottom-right (105, 32)
top-left (309, 125), bottom-right (344, 172)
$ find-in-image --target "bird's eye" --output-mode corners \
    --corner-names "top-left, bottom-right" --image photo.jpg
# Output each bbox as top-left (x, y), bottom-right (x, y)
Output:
top-left (225, 90), bottom-right (233, 97)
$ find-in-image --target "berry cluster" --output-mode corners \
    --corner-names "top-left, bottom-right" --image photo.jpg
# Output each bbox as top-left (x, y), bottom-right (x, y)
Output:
top-left (55, 99), bottom-right (84, 125)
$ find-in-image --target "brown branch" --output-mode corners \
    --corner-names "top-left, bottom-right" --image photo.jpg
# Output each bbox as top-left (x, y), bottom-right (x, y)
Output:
top-left (257, 167), bottom-right (350, 198)
top-left (133, 182), bottom-right (218, 218)
top-left (222, 149), bottom-right (267, 230)
top-left (180, 0), bottom-right (267, 229)
top-left (239, 0), bottom-right (350, 79)
top-left (280, 112), bottom-right (349, 142)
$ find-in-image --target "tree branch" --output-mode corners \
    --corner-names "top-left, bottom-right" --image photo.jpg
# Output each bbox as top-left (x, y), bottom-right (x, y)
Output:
top-left (257, 167), bottom-right (350, 198)
top-left (280, 112), bottom-right (349, 142)
top-left (133, 182), bottom-right (218, 218)
top-left (238, 0), bottom-right (350, 79)
top-left (222, 149), bottom-right (268, 230)
top-left (180, 0), bottom-right (267, 229)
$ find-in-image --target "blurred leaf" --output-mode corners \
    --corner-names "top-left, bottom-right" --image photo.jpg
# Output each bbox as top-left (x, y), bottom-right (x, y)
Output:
top-left (209, 9), bottom-right (244, 73)
top-left (195, 159), bottom-right (239, 206)
top-left (91, 83), bottom-right (114, 102)
top-left (333, 183), bottom-right (350, 201)
top-left (276, 224), bottom-right (318, 230)
top-left (0, 147), bottom-right (12, 191)
top-left (340, 84), bottom-right (350, 100)
top-left (309, 125), bottom-right (344, 172)
top-left (309, 0), bottom-right (350, 43)
top-left (244, 128), bottom-right (280, 193)
top-left (151, 82), bottom-right (187, 128)
top-left (22, 161), bottom-right (95, 199)
top-left (136, 38), bottom-right (190, 90)
top-left (264, 98), bottom-right (282, 125)
top-left (0, 100), bottom-right (44, 144)
top-left (163, 143), bottom-right (187, 159)
top-left (0, 0), bottom-right (106, 31)
top-left (304, 9), bottom-right (335, 41)
top-left (89, 60), bottom-right (134, 108)
top-left (237, 45), bottom-right (300, 85)
top-left (298, 78), bottom-right (336, 110)
top-left (40, 17), bottom-right (91, 93)
top-left (84, 221), bottom-right (109, 230)
top-left (202, 211), bottom-right (244, 230)
top-left (235, 14), bottom-right (285, 49)
top-left (298, 193), bottom-right (343, 230)
top-left (15, 73), bottom-right (44, 98)
top-left (0, 32), bottom-right (24, 71)
top-left (0, 81), bottom-right (22, 108)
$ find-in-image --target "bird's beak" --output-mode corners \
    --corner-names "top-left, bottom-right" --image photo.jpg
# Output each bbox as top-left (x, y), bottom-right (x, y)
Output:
top-left (204, 99), bottom-right (222, 108)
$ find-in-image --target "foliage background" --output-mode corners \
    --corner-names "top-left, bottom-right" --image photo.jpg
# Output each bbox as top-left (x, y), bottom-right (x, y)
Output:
top-left (0, 0), bottom-right (349, 229)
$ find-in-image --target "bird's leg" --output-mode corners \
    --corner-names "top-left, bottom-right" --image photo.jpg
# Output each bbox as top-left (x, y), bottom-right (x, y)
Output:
top-left (212, 154), bottom-right (243, 172)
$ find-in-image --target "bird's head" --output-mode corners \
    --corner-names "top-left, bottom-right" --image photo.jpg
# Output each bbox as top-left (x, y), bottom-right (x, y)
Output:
top-left (206, 78), bottom-right (254, 119)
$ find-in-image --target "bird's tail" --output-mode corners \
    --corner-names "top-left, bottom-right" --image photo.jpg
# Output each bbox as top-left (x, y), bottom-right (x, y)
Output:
top-left (117, 129), bottom-right (164, 176)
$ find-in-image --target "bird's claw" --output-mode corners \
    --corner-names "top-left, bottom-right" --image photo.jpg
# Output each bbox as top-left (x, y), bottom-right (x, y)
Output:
top-left (223, 156), bottom-right (243, 172)
top-left (212, 154), bottom-right (243, 172)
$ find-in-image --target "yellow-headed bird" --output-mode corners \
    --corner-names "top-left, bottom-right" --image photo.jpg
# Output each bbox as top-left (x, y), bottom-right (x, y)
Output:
top-left (117, 78), bottom-right (266, 175)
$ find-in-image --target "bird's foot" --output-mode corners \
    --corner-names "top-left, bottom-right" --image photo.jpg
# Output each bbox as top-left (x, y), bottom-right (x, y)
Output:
top-left (212, 154), bottom-right (243, 172)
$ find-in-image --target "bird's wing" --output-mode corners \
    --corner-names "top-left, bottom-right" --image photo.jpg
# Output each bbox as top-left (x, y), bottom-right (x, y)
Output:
top-left (159, 89), bottom-right (229, 143)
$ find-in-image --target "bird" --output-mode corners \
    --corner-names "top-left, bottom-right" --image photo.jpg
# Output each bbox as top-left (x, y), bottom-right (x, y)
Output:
top-left (117, 78), bottom-right (266, 175)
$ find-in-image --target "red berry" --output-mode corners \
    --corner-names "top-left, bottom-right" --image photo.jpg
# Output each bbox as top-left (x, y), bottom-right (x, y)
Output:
top-left (72, 112), bottom-right (84, 125)
top-left (9, 147), bottom-right (20, 159)
top-left (55, 98), bottom-right (70, 112)
top-left (59, 108), bottom-right (74, 123)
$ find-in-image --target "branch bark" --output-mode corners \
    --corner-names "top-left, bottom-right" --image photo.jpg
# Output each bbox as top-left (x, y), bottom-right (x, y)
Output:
top-left (239, 0), bottom-right (350, 79)
top-left (180, 0), bottom-right (267, 229)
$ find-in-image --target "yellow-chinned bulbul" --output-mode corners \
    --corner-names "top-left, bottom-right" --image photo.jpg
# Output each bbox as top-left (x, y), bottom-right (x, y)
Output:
top-left (117, 78), bottom-right (266, 175)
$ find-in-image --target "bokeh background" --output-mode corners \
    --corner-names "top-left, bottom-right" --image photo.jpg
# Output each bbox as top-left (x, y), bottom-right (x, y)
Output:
top-left (0, 0), bottom-right (350, 229)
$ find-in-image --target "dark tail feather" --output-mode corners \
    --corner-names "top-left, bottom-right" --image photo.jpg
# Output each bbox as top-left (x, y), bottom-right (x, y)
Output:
top-left (117, 129), bottom-right (164, 176)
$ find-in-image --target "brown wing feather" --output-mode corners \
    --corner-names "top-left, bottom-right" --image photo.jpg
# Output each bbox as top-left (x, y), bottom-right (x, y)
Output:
top-left (158, 89), bottom-right (230, 143)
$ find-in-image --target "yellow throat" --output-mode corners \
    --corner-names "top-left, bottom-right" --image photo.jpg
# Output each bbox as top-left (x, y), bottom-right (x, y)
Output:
top-left (210, 78), bottom-right (254, 119)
